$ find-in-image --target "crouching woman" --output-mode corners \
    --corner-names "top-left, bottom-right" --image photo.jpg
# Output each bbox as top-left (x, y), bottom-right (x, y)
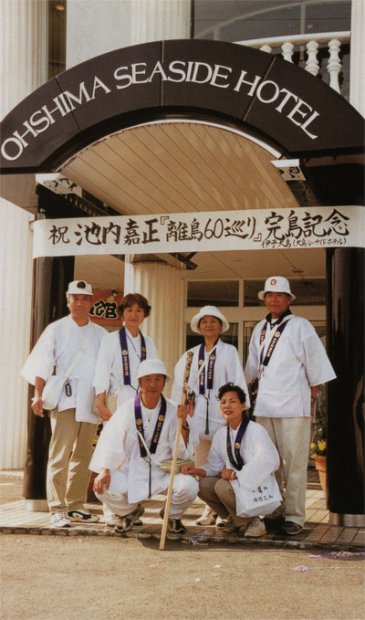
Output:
top-left (181, 383), bottom-right (280, 538)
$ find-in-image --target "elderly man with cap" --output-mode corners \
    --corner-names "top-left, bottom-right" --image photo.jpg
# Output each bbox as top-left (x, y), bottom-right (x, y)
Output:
top-left (172, 305), bottom-right (249, 526)
top-left (22, 280), bottom-right (107, 528)
top-left (245, 276), bottom-right (336, 535)
top-left (91, 358), bottom-right (198, 537)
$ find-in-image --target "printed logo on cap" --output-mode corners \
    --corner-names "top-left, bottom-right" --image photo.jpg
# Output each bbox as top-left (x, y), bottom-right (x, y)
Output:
top-left (270, 278), bottom-right (277, 285)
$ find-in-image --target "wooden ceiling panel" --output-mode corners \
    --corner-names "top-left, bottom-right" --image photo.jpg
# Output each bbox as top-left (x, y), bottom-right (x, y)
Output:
top-left (61, 122), bottom-right (298, 217)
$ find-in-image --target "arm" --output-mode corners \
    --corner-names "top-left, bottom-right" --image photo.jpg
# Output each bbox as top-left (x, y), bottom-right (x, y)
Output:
top-left (31, 376), bottom-right (46, 418)
top-left (96, 390), bottom-right (112, 422)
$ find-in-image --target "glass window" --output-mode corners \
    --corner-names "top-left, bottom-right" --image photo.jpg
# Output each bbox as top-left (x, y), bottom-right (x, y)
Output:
top-left (187, 280), bottom-right (239, 307)
top-left (193, 1), bottom-right (351, 42)
top-left (244, 279), bottom-right (327, 306)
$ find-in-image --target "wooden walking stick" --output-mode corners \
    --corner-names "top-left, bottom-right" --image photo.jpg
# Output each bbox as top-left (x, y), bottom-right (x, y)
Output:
top-left (159, 351), bottom-right (193, 550)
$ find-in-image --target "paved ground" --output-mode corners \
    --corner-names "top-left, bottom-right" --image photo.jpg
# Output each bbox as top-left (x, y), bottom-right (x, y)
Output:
top-left (1, 471), bottom-right (364, 620)
top-left (1, 470), bottom-right (364, 551)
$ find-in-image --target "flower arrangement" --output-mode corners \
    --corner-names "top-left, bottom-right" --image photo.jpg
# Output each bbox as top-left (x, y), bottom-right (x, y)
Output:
top-left (310, 422), bottom-right (326, 458)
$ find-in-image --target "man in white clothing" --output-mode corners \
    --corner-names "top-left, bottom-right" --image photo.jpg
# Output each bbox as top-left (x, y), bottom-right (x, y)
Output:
top-left (91, 359), bottom-right (198, 538)
top-left (22, 280), bottom-right (106, 528)
top-left (245, 276), bottom-right (336, 535)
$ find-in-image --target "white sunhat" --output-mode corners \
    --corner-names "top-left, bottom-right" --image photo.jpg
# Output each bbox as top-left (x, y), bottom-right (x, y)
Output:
top-left (136, 358), bottom-right (171, 381)
top-left (258, 276), bottom-right (296, 301)
top-left (190, 305), bottom-right (230, 334)
top-left (66, 280), bottom-right (93, 296)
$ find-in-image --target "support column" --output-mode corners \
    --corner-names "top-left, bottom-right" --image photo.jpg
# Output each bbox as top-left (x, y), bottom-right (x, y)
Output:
top-left (326, 248), bottom-right (365, 526)
top-left (124, 257), bottom-right (185, 390)
top-left (350, 0), bottom-right (365, 117)
top-left (0, 0), bottom-right (48, 472)
top-left (23, 256), bottom-right (75, 510)
top-left (130, 0), bottom-right (191, 44)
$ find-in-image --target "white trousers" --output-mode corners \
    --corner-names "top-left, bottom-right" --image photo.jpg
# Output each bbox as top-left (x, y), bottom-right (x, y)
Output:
top-left (256, 416), bottom-right (311, 527)
top-left (96, 472), bottom-right (199, 519)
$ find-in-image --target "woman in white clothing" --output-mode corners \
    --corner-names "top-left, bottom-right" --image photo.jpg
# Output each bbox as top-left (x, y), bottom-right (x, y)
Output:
top-left (182, 383), bottom-right (279, 538)
top-left (171, 305), bottom-right (249, 525)
top-left (94, 293), bottom-right (158, 421)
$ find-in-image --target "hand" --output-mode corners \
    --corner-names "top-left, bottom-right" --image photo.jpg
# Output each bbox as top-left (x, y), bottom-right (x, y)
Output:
top-left (177, 404), bottom-right (188, 423)
top-left (181, 464), bottom-right (196, 475)
top-left (93, 470), bottom-right (111, 494)
top-left (98, 402), bottom-right (112, 422)
top-left (221, 468), bottom-right (236, 481)
top-left (31, 395), bottom-right (44, 418)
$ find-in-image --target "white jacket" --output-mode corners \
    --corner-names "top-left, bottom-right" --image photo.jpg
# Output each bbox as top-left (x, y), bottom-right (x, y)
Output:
top-left (245, 315), bottom-right (336, 418)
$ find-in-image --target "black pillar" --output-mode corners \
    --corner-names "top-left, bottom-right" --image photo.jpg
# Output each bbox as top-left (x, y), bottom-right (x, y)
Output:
top-left (23, 255), bottom-right (74, 501)
top-left (326, 247), bottom-right (364, 525)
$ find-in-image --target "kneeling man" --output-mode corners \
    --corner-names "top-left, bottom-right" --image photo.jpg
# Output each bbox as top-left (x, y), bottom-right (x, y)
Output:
top-left (91, 358), bottom-right (198, 537)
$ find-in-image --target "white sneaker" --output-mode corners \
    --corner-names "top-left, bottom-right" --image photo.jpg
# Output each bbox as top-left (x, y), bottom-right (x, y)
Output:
top-left (67, 509), bottom-right (99, 523)
top-left (50, 511), bottom-right (71, 528)
top-left (244, 517), bottom-right (267, 538)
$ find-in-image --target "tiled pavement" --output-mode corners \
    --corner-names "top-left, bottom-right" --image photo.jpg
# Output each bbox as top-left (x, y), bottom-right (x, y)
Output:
top-left (1, 470), bottom-right (364, 552)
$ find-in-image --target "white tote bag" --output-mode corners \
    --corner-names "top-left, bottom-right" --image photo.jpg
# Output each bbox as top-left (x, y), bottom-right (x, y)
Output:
top-left (231, 473), bottom-right (282, 517)
top-left (42, 375), bottom-right (67, 411)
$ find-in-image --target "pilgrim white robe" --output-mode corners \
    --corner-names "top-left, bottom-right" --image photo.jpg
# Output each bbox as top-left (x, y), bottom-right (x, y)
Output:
top-left (93, 329), bottom-right (158, 405)
top-left (21, 315), bottom-right (106, 423)
top-left (201, 420), bottom-right (280, 490)
top-left (245, 315), bottom-right (336, 418)
top-left (89, 397), bottom-right (195, 504)
top-left (171, 340), bottom-right (249, 443)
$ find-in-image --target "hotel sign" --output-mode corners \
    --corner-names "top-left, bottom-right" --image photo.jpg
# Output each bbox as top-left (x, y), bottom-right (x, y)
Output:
top-left (31, 206), bottom-right (364, 258)
top-left (1, 40), bottom-right (364, 172)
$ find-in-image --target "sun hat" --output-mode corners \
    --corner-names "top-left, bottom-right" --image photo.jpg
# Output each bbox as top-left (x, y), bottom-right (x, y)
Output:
top-left (66, 280), bottom-right (93, 296)
top-left (136, 358), bottom-right (171, 381)
top-left (258, 276), bottom-right (296, 301)
top-left (190, 305), bottom-right (229, 334)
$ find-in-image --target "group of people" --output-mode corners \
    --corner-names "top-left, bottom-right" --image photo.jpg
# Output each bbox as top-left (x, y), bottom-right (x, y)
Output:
top-left (22, 276), bottom-right (336, 539)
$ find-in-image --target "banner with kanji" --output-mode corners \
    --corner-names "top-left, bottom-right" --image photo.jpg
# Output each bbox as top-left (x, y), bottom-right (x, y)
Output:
top-left (31, 206), bottom-right (364, 258)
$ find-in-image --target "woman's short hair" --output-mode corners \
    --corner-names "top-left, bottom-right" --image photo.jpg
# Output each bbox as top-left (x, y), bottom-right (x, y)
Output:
top-left (218, 383), bottom-right (246, 404)
top-left (117, 293), bottom-right (151, 318)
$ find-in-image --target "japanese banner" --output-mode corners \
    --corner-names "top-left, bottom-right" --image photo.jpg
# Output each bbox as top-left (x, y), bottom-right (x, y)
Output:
top-left (31, 206), bottom-right (364, 258)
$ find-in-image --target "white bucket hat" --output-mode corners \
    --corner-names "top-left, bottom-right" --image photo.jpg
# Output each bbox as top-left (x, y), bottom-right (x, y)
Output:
top-left (66, 280), bottom-right (93, 296)
top-left (190, 305), bottom-right (229, 334)
top-left (258, 276), bottom-right (296, 301)
top-left (136, 358), bottom-right (171, 381)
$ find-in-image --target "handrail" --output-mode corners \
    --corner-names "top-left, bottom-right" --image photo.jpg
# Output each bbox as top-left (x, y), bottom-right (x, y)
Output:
top-left (235, 31), bottom-right (350, 48)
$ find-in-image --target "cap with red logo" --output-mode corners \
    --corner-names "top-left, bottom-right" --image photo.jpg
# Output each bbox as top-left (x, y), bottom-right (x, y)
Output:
top-left (258, 276), bottom-right (295, 301)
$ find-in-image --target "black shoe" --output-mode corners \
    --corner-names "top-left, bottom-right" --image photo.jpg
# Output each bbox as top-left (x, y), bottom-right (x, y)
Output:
top-left (280, 521), bottom-right (303, 536)
top-left (167, 519), bottom-right (187, 536)
top-left (264, 516), bottom-right (285, 532)
top-left (160, 508), bottom-right (187, 537)
top-left (114, 505), bottom-right (144, 535)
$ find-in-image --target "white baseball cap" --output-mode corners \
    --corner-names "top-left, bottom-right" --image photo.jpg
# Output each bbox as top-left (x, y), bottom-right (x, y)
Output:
top-left (190, 305), bottom-right (230, 334)
top-left (66, 280), bottom-right (93, 296)
top-left (136, 358), bottom-right (171, 381)
top-left (258, 276), bottom-right (296, 301)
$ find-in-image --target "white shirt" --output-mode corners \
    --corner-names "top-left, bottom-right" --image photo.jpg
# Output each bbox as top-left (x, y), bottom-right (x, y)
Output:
top-left (89, 396), bottom-right (193, 503)
top-left (201, 420), bottom-right (280, 490)
top-left (21, 315), bottom-right (106, 423)
top-left (171, 339), bottom-right (250, 443)
top-left (93, 328), bottom-right (158, 405)
top-left (245, 314), bottom-right (336, 418)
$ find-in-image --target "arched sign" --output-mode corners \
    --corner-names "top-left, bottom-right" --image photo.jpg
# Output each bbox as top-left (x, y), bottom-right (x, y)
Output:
top-left (1, 39), bottom-right (364, 174)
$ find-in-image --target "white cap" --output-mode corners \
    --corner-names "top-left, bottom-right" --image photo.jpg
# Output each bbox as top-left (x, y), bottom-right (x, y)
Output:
top-left (258, 276), bottom-right (295, 301)
top-left (190, 305), bottom-right (229, 334)
top-left (66, 280), bottom-right (93, 296)
top-left (136, 358), bottom-right (171, 381)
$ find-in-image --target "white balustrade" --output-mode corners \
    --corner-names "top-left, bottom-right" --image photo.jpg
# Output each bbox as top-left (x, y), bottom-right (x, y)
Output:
top-left (235, 31), bottom-right (350, 95)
